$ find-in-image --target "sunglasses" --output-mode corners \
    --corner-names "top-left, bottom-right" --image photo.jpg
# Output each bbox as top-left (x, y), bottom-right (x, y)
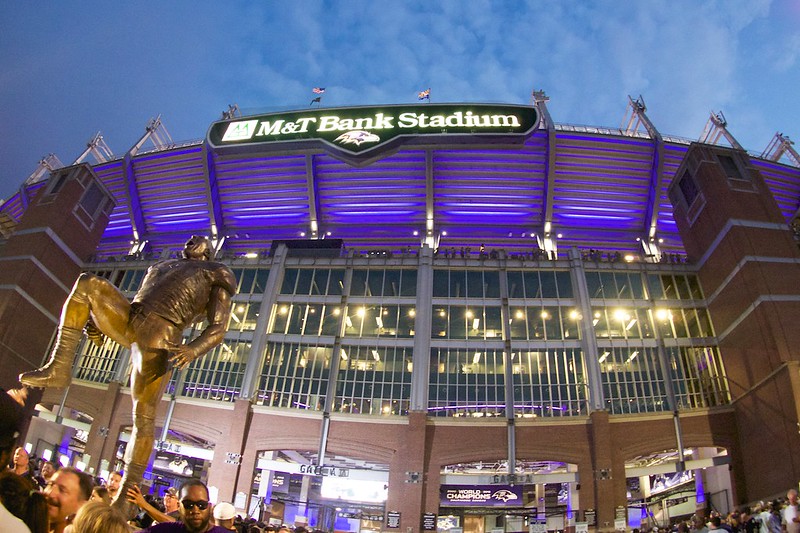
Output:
top-left (181, 500), bottom-right (209, 511)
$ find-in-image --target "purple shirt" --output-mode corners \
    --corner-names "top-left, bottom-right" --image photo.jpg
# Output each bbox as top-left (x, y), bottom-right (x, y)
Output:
top-left (138, 522), bottom-right (229, 533)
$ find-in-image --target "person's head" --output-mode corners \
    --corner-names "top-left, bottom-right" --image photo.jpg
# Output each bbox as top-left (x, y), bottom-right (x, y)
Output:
top-left (183, 235), bottom-right (212, 261)
top-left (710, 516), bottom-right (721, 528)
top-left (0, 468), bottom-right (48, 531)
top-left (40, 461), bottom-right (57, 481)
top-left (163, 486), bottom-right (179, 512)
top-left (43, 466), bottom-right (93, 527)
top-left (90, 486), bottom-right (110, 505)
top-left (0, 389), bottom-right (25, 469)
top-left (72, 501), bottom-right (129, 533)
top-left (106, 471), bottom-right (122, 495)
top-left (13, 446), bottom-right (29, 468)
top-left (214, 501), bottom-right (237, 530)
top-left (789, 489), bottom-right (799, 505)
top-left (179, 479), bottom-right (213, 533)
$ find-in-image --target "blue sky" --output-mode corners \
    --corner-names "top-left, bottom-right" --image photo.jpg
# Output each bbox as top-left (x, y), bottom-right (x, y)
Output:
top-left (1, 0), bottom-right (798, 201)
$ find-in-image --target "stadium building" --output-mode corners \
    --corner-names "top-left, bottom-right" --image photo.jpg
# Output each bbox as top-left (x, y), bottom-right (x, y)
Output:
top-left (1, 94), bottom-right (799, 532)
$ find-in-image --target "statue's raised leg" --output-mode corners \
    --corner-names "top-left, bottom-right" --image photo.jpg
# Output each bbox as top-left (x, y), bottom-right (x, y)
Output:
top-left (19, 326), bottom-right (83, 388)
top-left (19, 273), bottom-right (132, 389)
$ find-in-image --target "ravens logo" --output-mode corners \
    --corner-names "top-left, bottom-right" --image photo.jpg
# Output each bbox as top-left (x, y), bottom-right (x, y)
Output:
top-left (334, 130), bottom-right (380, 146)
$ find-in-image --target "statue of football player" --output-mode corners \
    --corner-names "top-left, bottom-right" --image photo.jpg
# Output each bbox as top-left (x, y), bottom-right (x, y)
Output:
top-left (20, 235), bottom-right (237, 509)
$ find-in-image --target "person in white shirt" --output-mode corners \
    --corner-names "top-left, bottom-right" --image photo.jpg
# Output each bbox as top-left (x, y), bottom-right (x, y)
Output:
top-left (784, 490), bottom-right (800, 533)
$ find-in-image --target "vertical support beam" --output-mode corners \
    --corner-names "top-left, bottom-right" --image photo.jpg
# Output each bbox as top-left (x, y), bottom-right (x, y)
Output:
top-left (627, 97), bottom-right (666, 242)
top-left (424, 150), bottom-right (436, 248)
top-left (239, 244), bottom-right (288, 400)
top-left (410, 245), bottom-right (433, 411)
top-left (534, 91), bottom-right (557, 239)
top-left (568, 247), bottom-right (604, 411)
top-left (202, 144), bottom-right (225, 239)
top-left (317, 262), bottom-right (353, 466)
top-left (498, 258), bottom-right (516, 477)
top-left (305, 155), bottom-right (320, 238)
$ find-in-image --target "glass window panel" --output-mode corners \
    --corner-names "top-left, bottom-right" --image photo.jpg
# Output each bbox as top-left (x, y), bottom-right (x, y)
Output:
top-left (507, 271), bottom-right (524, 299)
top-left (271, 304), bottom-right (290, 333)
top-left (511, 349), bottom-right (587, 417)
top-left (687, 275), bottom-right (703, 299)
top-left (662, 275), bottom-right (678, 299)
top-left (600, 272), bottom-right (616, 299)
top-left (384, 270), bottom-right (400, 297)
top-left (367, 270), bottom-right (384, 297)
top-left (543, 307), bottom-right (562, 339)
top-left (400, 270), bottom-right (417, 297)
top-left (321, 305), bottom-right (341, 336)
top-left (671, 308), bottom-right (688, 337)
top-left (296, 270), bottom-right (313, 295)
top-left (675, 275), bottom-right (691, 300)
top-left (450, 271), bottom-right (467, 298)
top-left (335, 345), bottom-right (411, 416)
top-left (240, 269), bottom-right (256, 294)
top-left (257, 343), bottom-right (331, 410)
top-left (629, 273), bottom-right (645, 299)
top-left (432, 307), bottom-right (448, 338)
top-left (310, 269), bottom-right (329, 296)
top-left (484, 307), bottom-right (503, 339)
top-left (428, 347), bottom-right (507, 418)
top-left (449, 306), bottom-right (467, 339)
top-left (615, 273), bottom-right (633, 299)
top-left (696, 308), bottom-right (713, 337)
top-left (585, 271), bottom-right (602, 299)
top-left (540, 271), bottom-right (558, 297)
top-left (598, 347), bottom-right (668, 414)
top-left (253, 269), bottom-right (269, 294)
top-left (638, 308), bottom-right (655, 338)
top-left (484, 271), bottom-right (501, 298)
top-left (329, 269), bottom-right (345, 295)
top-left (530, 308), bottom-right (545, 339)
top-left (467, 271), bottom-right (484, 298)
top-left (556, 271), bottom-right (573, 298)
top-left (592, 308), bottom-right (610, 339)
top-left (350, 270), bottom-right (368, 296)
top-left (398, 305), bottom-right (416, 338)
top-left (523, 271), bottom-right (541, 298)
top-left (280, 269), bottom-right (298, 294)
top-left (648, 274), bottom-right (663, 299)
top-left (509, 308), bottom-right (527, 339)
top-left (304, 304), bottom-right (323, 335)
top-left (685, 308), bottom-right (701, 337)
top-left (433, 270), bottom-right (449, 297)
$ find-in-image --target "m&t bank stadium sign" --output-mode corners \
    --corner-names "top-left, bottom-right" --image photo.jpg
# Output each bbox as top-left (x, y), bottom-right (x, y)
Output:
top-left (207, 104), bottom-right (538, 158)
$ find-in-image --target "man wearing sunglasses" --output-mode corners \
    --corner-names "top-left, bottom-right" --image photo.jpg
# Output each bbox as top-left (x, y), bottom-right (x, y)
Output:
top-left (137, 479), bottom-right (228, 532)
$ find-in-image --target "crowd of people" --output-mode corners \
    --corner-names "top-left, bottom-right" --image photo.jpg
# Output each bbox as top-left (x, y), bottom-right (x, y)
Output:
top-left (6, 388), bottom-right (800, 533)
top-left (637, 490), bottom-right (798, 533)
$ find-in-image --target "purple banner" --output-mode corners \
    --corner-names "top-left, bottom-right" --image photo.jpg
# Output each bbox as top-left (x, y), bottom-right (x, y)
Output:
top-left (441, 485), bottom-right (523, 507)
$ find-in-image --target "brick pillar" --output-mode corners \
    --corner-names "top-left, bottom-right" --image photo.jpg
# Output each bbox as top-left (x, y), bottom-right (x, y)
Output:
top-left (83, 382), bottom-right (123, 472)
top-left (385, 411), bottom-right (428, 533)
top-left (206, 399), bottom-right (253, 503)
top-left (589, 411), bottom-right (625, 532)
top-left (669, 144), bottom-right (800, 500)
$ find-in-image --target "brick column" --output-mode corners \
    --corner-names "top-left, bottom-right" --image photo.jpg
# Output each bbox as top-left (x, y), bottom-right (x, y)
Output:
top-left (206, 399), bottom-right (253, 503)
top-left (385, 411), bottom-right (428, 533)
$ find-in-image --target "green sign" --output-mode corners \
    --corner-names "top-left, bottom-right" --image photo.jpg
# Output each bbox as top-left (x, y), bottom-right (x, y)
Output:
top-left (207, 103), bottom-right (538, 157)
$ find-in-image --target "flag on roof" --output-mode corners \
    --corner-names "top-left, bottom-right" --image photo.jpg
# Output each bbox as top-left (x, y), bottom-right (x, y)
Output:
top-left (312, 87), bottom-right (326, 94)
top-left (310, 96), bottom-right (322, 105)
top-left (417, 88), bottom-right (430, 101)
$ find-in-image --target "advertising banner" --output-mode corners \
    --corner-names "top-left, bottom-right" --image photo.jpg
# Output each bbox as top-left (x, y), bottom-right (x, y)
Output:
top-left (440, 485), bottom-right (523, 507)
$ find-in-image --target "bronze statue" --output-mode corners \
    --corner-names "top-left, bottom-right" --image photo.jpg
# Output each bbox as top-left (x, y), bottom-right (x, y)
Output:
top-left (20, 235), bottom-right (237, 509)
